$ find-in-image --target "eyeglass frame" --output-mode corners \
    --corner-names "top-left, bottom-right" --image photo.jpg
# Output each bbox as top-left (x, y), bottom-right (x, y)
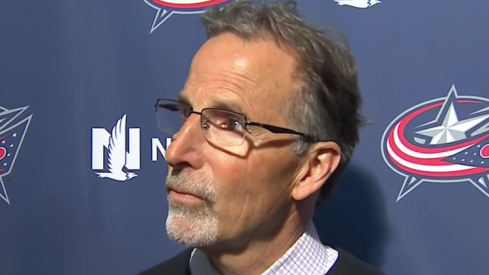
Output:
top-left (154, 98), bottom-right (316, 142)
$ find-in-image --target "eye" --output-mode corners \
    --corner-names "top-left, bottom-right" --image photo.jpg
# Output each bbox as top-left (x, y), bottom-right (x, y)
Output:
top-left (218, 118), bottom-right (245, 132)
top-left (204, 111), bottom-right (246, 132)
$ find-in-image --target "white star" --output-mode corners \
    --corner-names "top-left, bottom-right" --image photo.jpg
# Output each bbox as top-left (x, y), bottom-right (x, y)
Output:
top-left (416, 103), bottom-right (489, 145)
top-left (1, 140), bottom-right (4, 144)
top-left (9, 144), bottom-right (13, 148)
top-left (12, 133), bottom-right (17, 137)
top-left (6, 153), bottom-right (10, 157)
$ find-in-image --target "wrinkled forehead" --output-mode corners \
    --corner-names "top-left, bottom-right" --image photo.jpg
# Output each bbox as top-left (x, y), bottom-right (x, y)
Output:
top-left (182, 33), bottom-right (300, 120)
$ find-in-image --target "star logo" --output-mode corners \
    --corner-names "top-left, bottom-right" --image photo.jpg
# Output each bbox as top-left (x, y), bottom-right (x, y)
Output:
top-left (0, 105), bottom-right (33, 205)
top-left (143, 0), bottom-right (235, 34)
top-left (334, 0), bottom-right (381, 9)
top-left (380, 85), bottom-right (489, 201)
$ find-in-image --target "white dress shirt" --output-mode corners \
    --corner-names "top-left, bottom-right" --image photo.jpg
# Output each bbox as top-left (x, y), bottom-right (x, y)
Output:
top-left (189, 223), bottom-right (339, 275)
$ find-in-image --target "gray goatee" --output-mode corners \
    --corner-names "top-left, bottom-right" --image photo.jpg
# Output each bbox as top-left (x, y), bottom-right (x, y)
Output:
top-left (165, 171), bottom-right (219, 247)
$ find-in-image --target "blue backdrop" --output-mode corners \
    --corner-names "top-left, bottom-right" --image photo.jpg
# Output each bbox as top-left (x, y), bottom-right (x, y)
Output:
top-left (1, 0), bottom-right (489, 274)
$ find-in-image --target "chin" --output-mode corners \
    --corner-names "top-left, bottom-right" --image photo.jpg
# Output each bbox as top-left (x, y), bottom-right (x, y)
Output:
top-left (166, 210), bottom-right (220, 247)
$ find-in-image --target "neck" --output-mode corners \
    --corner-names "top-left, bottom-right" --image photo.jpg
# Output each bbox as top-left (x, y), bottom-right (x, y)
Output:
top-left (203, 212), bottom-right (308, 275)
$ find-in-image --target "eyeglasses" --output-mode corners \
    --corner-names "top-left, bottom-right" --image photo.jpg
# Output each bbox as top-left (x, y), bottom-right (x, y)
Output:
top-left (154, 99), bottom-right (314, 146)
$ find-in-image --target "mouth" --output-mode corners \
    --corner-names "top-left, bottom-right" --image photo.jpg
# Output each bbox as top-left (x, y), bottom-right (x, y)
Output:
top-left (167, 187), bottom-right (205, 203)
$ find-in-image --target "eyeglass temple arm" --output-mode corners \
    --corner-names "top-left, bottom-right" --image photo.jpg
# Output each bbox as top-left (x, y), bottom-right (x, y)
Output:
top-left (247, 122), bottom-right (307, 136)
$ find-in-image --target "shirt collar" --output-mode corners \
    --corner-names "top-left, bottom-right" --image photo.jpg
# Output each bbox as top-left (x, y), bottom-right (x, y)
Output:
top-left (189, 222), bottom-right (338, 275)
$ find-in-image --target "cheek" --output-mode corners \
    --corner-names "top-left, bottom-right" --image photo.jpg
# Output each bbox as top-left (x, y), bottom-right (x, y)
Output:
top-left (218, 142), bottom-right (251, 157)
top-left (211, 154), bottom-right (254, 198)
top-left (209, 150), bottom-right (291, 218)
top-left (209, 153), bottom-right (268, 213)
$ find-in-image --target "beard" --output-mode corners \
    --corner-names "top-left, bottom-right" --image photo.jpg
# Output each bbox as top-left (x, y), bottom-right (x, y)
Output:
top-left (165, 170), bottom-right (219, 247)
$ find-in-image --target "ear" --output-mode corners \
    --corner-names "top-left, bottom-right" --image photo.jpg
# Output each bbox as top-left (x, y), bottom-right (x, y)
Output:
top-left (291, 142), bottom-right (341, 201)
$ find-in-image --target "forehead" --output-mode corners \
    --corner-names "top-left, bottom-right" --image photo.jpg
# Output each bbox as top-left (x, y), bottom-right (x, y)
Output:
top-left (181, 33), bottom-right (300, 120)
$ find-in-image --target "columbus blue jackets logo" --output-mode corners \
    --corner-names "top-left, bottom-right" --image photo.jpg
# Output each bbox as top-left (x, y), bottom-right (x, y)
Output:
top-left (334, 0), bottom-right (381, 9)
top-left (143, 0), bottom-right (235, 33)
top-left (0, 105), bottom-right (33, 205)
top-left (381, 85), bottom-right (489, 201)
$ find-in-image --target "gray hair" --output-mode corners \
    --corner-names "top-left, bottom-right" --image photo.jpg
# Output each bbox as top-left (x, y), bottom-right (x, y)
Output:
top-left (200, 0), bottom-right (368, 206)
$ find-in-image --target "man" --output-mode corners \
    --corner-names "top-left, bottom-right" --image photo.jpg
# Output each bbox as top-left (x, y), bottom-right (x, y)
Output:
top-left (139, 1), bottom-right (384, 274)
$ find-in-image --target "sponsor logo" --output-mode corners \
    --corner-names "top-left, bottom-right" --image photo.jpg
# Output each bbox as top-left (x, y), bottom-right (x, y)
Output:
top-left (91, 114), bottom-right (172, 181)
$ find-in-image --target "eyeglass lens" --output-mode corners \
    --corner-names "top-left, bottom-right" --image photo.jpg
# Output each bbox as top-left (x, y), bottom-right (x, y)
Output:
top-left (156, 101), bottom-right (247, 146)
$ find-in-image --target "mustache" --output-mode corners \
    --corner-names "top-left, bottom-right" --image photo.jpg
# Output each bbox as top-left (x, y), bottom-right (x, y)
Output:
top-left (166, 170), bottom-right (217, 202)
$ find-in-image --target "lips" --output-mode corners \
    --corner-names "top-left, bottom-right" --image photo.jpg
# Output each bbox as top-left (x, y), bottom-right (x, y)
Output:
top-left (168, 187), bottom-right (203, 199)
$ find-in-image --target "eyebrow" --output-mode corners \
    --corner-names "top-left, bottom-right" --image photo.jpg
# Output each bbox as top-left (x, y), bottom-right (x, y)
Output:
top-left (177, 93), bottom-right (191, 105)
top-left (210, 101), bottom-right (249, 117)
top-left (177, 93), bottom-right (250, 118)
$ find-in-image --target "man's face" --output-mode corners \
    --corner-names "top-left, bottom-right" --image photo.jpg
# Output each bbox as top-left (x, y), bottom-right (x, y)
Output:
top-left (165, 33), bottom-right (303, 249)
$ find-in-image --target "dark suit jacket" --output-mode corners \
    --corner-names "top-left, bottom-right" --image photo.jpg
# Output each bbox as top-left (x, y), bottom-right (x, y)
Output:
top-left (138, 246), bottom-right (385, 275)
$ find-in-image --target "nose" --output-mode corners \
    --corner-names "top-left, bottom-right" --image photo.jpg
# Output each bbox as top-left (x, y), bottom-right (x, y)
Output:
top-left (165, 114), bottom-right (205, 170)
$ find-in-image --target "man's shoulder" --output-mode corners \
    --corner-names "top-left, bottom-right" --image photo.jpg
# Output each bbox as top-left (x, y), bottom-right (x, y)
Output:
top-left (136, 248), bottom-right (193, 275)
top-left (329, 246), bottom-right (386, 275)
